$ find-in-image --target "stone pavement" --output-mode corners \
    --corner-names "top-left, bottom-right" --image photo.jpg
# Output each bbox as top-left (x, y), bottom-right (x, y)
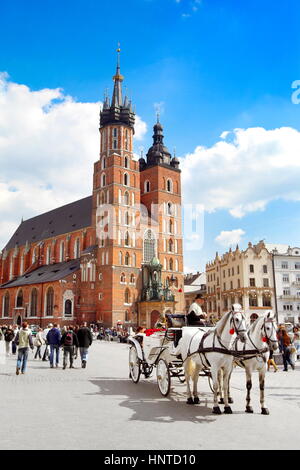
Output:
top-left (0, 340), bottom-right (299, 450)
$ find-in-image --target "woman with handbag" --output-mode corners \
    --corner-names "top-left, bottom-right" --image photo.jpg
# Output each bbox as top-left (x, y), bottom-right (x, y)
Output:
top-left (34, 328), bottom-right (45, 359)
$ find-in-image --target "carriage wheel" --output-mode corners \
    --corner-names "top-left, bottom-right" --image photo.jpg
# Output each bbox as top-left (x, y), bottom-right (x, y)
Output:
top-left (129, 346), bottom-right (141, 384)
top-left (157, 359), bottom-right (171, 396)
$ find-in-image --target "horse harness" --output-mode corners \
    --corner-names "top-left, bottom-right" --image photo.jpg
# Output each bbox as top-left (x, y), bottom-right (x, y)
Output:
top-left (185, 311), bottom-right (248, 368)
top-left (185, 314), bottom-right (275, 368)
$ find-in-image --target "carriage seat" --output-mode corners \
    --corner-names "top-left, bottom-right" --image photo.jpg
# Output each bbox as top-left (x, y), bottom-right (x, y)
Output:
top-left (166, 314), bottom-right (187, 328)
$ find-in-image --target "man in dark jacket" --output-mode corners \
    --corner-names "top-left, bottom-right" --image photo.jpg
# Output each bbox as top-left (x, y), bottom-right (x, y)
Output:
top-left (46, 323), bottom-right (61, 368)
top-left (77, 322), bottom-right (93, 368)
top-left (60, 326), bottom-right (79, 369)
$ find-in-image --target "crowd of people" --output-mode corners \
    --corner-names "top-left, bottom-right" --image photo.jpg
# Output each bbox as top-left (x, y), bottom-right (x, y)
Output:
top-left (1, 318), bottom-right (299, 375)
top-left (0, 322), bottom-right (94, 375)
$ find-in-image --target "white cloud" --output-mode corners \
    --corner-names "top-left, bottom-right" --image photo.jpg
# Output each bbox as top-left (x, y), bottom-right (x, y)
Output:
top-left (0, 73), bottom-right (147, 249)
top-left (180, 126), bottom-right (300, 218)
top-left (215, 229), bottom-right (246, 248)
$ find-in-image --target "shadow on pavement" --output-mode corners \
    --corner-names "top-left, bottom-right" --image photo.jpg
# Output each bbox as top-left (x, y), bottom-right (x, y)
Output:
top-left (88, 377), bottom-right (220, 424)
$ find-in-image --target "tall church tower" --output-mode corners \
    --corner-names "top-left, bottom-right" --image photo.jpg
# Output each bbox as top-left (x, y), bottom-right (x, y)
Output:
top-left (139, 119), bottom-right (185, 315)
top-left (92, 49), bottom-right (142, 326)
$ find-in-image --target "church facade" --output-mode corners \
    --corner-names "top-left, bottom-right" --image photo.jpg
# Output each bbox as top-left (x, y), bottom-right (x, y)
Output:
top-left (0, 55), bottom-right (185, 328)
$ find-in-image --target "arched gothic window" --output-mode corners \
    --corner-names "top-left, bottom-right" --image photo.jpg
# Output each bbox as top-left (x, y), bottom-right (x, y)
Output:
top-left (3, 292), bottom-right (9, 317)
top-left (74, 238), bottom-right (81, 258)
top-left (124, 191), bottom-right (129, 205)
top-left (143, 229), bottom-right (156, 262)
top-left (125, 289), bottom-right (130, 304)
top-left (16, 289), bottom-right (23, 308)
top-left (167, 179), bottom-right (173, 193)
top-left (64, 299), bottom-right (72, 317)
top-left (46, 287), bottom-right (54, 316)
top-left (30, 288), bottom-right (38, 317)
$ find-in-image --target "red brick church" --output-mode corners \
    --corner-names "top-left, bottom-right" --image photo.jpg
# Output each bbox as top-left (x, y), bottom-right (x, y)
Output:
top-left (0, 53), bottom-right (185, 328)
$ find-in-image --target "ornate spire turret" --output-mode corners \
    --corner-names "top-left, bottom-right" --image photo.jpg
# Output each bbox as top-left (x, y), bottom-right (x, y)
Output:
top-left (145, 118), bottom-right (173, 167)
top-left (100, 45), bottom-right (135, 131)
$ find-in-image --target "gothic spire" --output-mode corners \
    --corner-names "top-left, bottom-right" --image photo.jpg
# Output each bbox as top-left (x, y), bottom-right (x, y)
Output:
top-left (100, 45), bottom-right (135, 131)
top-left (111, 44), bottom-right (124, 108)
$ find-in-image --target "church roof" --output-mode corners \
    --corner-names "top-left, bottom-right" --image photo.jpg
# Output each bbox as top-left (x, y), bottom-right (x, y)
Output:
top-left (3, 196), bottom-right (92, 251)
top-left (0, 259), bottom-right (80, 288)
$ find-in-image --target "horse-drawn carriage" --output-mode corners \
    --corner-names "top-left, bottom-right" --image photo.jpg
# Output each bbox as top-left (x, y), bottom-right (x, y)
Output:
top-left (128, 306), bottom-right (279, 415)
top-left (128, 314), bottom-right (214, 396)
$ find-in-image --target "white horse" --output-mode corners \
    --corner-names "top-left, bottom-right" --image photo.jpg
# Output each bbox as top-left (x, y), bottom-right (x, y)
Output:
top-left (176, 304), bottom-right (248, 414)
top-left (219, 312), bottom-right (278, 415)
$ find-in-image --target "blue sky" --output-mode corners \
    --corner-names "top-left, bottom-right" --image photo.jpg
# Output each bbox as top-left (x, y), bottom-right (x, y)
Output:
top-left (1, 0), bottom-right (300, 271)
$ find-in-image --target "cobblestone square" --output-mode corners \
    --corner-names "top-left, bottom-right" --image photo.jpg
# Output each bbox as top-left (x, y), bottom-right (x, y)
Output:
top-left (0, 340), bottom-right (299, 450)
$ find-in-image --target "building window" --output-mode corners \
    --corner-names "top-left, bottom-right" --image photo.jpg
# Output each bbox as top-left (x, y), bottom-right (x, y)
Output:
top-left (101, 173), bottom-right (106, 187)
top-left (125, 289), bottom-right (130, 304)
top-left (263, 278), bottom-right (269, 288)
top-left (249, 293), bottom-right (258, 307)
top-left (237, 266), bottom-right (240, 275)
top-left (249, 278), bottom-right (256, 287)
top-left (282, 274), bottom-right (289, 283)
top-left (295, 263), bottom-right (300, 270)
top-left (167, 202), bottom-right (172, 216)
top-left (125, 231), bottom-right (130, 247)
top-left (124, 191), bottom-right (129, 205)
top-left (46, 246), bottom-right (51, 265)
top-left (46, 287), bottom-right (54, 317)
top-left (237, 279), bottom-right (241, 288)
top-left (124, 156), bottom-right (128, 168)
top-left (282, 262), bottom-right (288, 269)
top-left (283, 289), bottom-right (291, 296)
top-left (130, 274), bottom-right (135, 284)
top-left (30, 289), bottom-right (38, 317)
top-left (263, 265), bottom-right (268, 274)
top-left (2, 292), bottom-right (10, 317)
top-left (16, 289), bottom-right (23, 308)
top-left (262, 294), bottom-right (271, 307)
top-left (74, 238), bottom-right (81, 258)
top-left (60, 241), bottom-right (65, 262)
top-left (125, 252), bottom-right (130, 266)
top-left (169, 258), bottom-right (173, 271)
top-left (249, 264), bottom-right (254, 273)
top-left (143, 229), bottom-right (156, 262)
top-left (167, 179), bottom-right (173, 193)
top-left (64, 300), bottom-right (72, 317)
top-left (144, 180), bottom-right (150, 193)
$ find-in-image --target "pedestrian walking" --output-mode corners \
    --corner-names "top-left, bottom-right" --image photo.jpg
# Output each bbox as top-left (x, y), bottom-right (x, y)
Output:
top-left (34, 328), bottom-right (45, 359)
top-left (4, 325), bottom-right (14, 356)
top-left (277, 325), bottom-right (295, 371)
top-left (60, 326), bottom-right (79, 369)
top-left (77, 322), bottom-right (93, 368)
top-left (42, 323), bottom-right (52, 361)
top-left (267, 349), bottom-right (278, 372)
top-left (11, 325), bottom-right (19, 355)
top-left (46, 323), bottom-right (61, 368)
top-left (14, 322), bottom-right (34, 375)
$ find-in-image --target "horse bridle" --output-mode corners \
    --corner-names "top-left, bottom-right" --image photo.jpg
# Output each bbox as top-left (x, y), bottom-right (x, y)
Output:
top-left (230, 311), bottom-right (247, 336)
top-left (262, 319), bottom-right (278, 347)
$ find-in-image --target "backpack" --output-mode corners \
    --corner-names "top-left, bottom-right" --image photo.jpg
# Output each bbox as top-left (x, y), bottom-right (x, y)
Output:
top-left (5, 330), bottom-right (14, 342)
top-left (64, 332), bottom-right (73, 346)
